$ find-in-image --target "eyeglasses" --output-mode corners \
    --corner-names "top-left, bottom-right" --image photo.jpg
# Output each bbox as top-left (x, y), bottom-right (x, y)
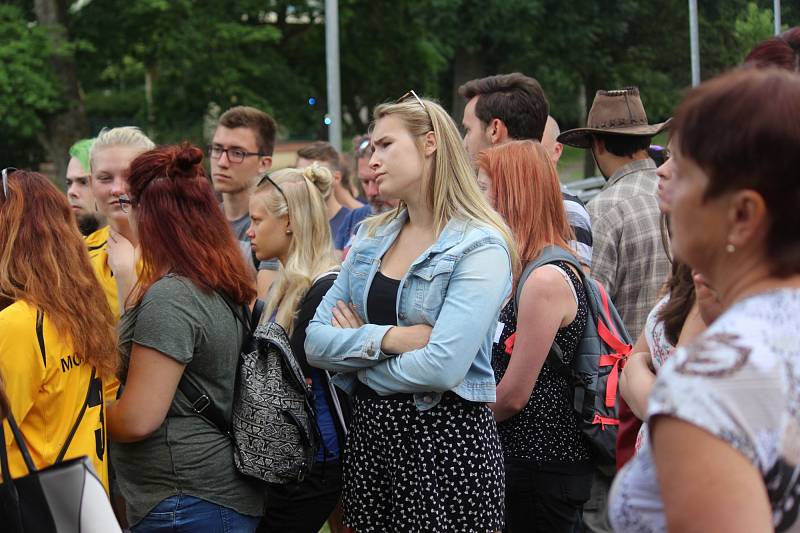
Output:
top-left (257, 173), bottom-right (291, 223)
top-left (396, 90), bottom-right (426, 111)
top-left (2, 167), bottom-right (18, 199)
top-left (118, 194), bottom-right (134, 213)
top-left (207, 144), bottom-right (265, 164)
top-left (355, 136), bottom-right (371, 158)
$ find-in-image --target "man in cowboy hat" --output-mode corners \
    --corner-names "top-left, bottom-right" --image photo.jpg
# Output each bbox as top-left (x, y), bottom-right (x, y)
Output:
top-left (558, 88), bottom-right (671, 533)
top-left (558, 87), bottom-right (670, 337)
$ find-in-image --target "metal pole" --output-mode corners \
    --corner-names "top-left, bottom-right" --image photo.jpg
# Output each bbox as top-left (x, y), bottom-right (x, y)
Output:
top-left (689, 0), bottom-right (700, 87)
top-left (774, 0), bottom-right (781, 35)
top-left (325, 0), bottom-right (342, 152)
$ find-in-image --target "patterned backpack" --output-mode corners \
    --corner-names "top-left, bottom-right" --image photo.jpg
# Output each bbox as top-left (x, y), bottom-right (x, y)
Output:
top-left (513, 245), bottom-right (632, 466)
top-left (178, 289), bottom-right (324, 484)
top-left (231, 319), bottom-right (320, 483)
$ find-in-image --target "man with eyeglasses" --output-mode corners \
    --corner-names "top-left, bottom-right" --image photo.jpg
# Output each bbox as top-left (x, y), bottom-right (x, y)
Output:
top-left (209, 106), bottom-right (279, 296)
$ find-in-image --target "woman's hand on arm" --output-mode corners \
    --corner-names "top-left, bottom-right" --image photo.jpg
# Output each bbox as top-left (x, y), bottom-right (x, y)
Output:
top-left (651, 416), bottom-right (772, 533)
top-left (619, 332), bottom-right (655, 421)
top-left (491, 266), bottom-right (576, 422)
top-left (107, 344), bottom-right (185, 443)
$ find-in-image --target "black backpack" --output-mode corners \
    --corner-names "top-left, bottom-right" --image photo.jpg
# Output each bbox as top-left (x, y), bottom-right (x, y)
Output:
top-left (513, 246), bottom-right (632, 466)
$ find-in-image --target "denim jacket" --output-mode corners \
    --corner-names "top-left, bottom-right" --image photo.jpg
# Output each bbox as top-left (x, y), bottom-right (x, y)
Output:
top-left (305, 210), bottom-right (512, 410)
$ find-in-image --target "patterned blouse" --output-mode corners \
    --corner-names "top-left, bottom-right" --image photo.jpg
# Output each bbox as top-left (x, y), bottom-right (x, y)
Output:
top-left (610, 289), bottom-right (800, 532)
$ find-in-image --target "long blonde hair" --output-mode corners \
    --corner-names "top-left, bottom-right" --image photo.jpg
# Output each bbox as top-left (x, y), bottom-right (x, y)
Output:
top-left (366, 97), bottom-right (519, 275)
top-left (254, 164), bottom-right (340, 333)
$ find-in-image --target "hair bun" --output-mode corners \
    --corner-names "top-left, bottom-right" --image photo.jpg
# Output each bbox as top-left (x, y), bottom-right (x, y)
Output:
top-left (170, 143), bottom-right (204, 179)
top-left (302, 163), bottom-right (333, 199)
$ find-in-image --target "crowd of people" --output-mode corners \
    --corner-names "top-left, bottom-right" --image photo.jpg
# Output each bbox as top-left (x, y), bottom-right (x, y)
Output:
top-left (1, 27), bottom-right (799, 533)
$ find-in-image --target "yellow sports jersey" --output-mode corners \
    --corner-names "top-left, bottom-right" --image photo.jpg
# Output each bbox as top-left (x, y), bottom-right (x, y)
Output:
top-left (0, 301), bottom-right (117, 490)
top-left (86, 226), bottom-right (120, 321)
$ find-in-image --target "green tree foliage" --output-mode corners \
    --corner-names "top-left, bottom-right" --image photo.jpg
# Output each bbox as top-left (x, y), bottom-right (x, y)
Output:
top-left (0, 0), bottom-right (796, 168)
top-left (0, 4), bottom-right (61, 166)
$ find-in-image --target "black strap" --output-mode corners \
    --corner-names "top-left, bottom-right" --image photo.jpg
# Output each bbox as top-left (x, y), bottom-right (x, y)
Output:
top-left (35, 310), bottom-right (46, 367)
top-left (5, 415), bottom-right (35, 474)
top-left (177, 374), bottom-right (230, 437)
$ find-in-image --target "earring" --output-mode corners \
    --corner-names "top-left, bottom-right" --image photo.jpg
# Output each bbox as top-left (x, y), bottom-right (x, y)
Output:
top-left (285, 229), bottom-right (293, 235)
top-left (726, 243), bottom-right (736, 253)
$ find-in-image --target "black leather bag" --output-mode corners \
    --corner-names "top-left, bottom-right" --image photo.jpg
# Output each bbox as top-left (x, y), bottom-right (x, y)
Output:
top-left (0, 415), bottom-right (121, 533)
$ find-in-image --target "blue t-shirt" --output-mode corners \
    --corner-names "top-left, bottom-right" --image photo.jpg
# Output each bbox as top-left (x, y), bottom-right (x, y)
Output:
top-left (312, 369), bottom-right (340, 461)
top-left (334, 204), bottom-right (371, 251)
top-left (329, 207), bottom-right (351, 250)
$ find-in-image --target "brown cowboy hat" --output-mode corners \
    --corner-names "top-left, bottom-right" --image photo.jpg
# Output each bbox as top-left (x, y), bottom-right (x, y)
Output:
top-left (557, 87), bottom-right (671, 149)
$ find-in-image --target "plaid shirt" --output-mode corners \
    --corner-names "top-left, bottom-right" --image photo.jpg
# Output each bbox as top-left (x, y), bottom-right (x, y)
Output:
top-left (587, 159), bottom-right (670, 337)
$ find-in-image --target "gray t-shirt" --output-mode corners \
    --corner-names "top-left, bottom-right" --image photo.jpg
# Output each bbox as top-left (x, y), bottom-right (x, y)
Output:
top-left (229, 211), bottom-right (279, 271)
top-left (112, 275), bottom-right (263, 525)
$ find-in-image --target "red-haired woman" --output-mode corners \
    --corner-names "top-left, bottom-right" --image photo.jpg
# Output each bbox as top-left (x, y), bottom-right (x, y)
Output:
top-left (745, 26), bottom-right (800, 71)
top-left (0, 170), bottom-right (118, 492)
top-left (106, 145), bottom-right (263, 531)
top-left (477, 141), bottom-right (593, 532)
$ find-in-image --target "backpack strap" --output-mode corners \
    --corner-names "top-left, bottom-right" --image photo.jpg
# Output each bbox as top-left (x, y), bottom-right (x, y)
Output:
top-left (36, 309), bottom-right (46, 367)
top-left (513, 246), bottom-right (585, 380)
top-left (513, 246), bottom-right (582, 317)
top-left (176, 291), bottom-right (254, 438)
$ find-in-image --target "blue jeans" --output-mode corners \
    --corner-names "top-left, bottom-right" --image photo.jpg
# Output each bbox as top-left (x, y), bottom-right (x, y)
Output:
top-left (131, 494), bottom-right (261, 533)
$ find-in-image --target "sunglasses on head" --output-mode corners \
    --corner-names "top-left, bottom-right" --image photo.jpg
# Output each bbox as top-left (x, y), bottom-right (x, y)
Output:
top-left (395, 89), bottom-right (426, 111)
top-left (2, 167), bottom-right (18, 199)
top-left (257, 173), bottom-right (291, 224)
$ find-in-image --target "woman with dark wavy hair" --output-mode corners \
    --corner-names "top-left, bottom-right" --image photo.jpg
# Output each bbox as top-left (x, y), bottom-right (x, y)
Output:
top-left (106, 145), bottom-right (263, 531)
top-left (0, 169), bottom-right (118, 490)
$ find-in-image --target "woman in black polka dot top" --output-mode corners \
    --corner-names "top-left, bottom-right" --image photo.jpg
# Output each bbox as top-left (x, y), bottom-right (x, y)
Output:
top-left (477, 140), bottom-right (593, 533)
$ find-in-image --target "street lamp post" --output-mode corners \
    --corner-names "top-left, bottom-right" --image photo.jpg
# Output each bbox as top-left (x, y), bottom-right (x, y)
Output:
top-left (689, 0), bottom-right (700, 87)
top-left (325, 0), bottom-right (342, 152)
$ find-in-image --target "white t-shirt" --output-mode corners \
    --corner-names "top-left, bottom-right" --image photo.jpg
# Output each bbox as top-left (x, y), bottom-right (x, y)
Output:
top-left (610, 289), bottom-right (800, 533)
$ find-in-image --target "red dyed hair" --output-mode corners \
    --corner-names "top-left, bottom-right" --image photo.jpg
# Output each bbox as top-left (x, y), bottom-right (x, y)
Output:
top-left (479, 140), bottom-right (574, 282)
top-left (126, 143), bottom-right (256, 306)
top-left (745, 27), bottom-right (800, 72)
top-left (0, 170), bottom-right (117, 377)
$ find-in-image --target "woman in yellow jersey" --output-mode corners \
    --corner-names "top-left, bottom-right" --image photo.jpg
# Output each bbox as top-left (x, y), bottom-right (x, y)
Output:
top-left (0, 169), bottom-right (118, 492)
top-left (85, 127), bottom-right (155, 320)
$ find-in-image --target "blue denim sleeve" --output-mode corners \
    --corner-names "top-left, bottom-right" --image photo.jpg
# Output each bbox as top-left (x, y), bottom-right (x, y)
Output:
top-left (358, 241), bottom-right (511, 393)
top-left (304, 245), bottom-right (395, 372)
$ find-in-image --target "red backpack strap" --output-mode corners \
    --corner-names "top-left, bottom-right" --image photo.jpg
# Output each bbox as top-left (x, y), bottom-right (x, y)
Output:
top-left (594, 282), bottom-right (632, 409)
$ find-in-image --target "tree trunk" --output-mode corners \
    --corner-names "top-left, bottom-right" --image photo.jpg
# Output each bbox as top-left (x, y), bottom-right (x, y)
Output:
top-left (581, 81), bottom-right (597, 178)
top-left (450, 47), bottom-right (486, 126)
top-left (145, 64), bottom-right (158, 139)
top-left (33, 0), bottom-right (89, 181)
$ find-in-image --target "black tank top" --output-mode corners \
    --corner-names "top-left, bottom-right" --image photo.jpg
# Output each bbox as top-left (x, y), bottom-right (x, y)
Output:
top-left (367, 271), bottom-right (400, 326)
